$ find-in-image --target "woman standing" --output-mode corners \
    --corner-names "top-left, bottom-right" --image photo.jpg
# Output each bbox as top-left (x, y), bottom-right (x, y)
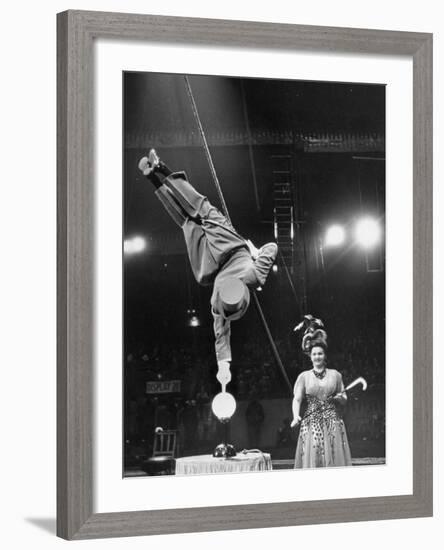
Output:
top-left (291, 318), bottom-right (352, 468)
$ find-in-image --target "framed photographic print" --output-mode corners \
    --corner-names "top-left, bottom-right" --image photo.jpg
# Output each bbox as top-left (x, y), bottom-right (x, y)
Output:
top-left (57, 10), bottom-right (433, 540)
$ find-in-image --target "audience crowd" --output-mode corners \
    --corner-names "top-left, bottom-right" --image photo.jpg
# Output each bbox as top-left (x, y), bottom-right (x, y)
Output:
top-left (124, 299), bottom-right (385, 465)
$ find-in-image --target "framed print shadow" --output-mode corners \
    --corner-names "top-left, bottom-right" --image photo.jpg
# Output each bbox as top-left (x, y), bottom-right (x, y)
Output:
top-left (57, 10), bottom-right (433, 540)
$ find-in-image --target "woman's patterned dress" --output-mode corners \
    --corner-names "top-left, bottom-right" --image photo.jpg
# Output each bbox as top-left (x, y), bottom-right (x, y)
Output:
top-left (294, 369), bottom-right (352, 468)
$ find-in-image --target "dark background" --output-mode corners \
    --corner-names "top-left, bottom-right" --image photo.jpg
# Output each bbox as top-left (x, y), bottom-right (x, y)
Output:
top-left (123, 73), bottom-right (386, 472)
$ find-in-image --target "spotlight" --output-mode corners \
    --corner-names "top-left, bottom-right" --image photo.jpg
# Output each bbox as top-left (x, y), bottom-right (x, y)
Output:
top-left (211, 392), bottom-right (237, 422)
top-left (355, 218), bottom-right (381, 248)
top-left (189, 315), bottom-right (200, 327)
top-left (325, 225), bottom-right (345, 247)
top-left (132, 236), bottom-right (146, 253)
top-left (187, 309), bottom-right (200, 327)
top-left (272, 265), bottom-right (278, 273)
top-left (124, 235), bottom-right (147, 255)
top-left (123, 239), bottom-right (134, 254)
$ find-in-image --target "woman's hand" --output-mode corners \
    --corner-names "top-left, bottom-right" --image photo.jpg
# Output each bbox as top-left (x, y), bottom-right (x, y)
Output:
top-left (290, 415), bottom-right (302, 428)
top-left (332, 391), bottom-right (347, 405)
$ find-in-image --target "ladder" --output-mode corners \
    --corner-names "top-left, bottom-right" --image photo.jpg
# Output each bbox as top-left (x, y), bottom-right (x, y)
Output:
top-left (271, 153), bottom-right (308, 315)
top-left (272, 155), bottom-right (294, 273)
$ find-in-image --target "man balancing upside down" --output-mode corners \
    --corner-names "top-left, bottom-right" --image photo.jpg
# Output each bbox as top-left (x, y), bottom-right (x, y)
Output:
top-left (138, 149), bottom-right (278, 391)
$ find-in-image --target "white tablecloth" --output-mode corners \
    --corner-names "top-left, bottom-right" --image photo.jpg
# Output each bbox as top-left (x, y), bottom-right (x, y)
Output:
top-left (175, 452), bottom-right (272, 476)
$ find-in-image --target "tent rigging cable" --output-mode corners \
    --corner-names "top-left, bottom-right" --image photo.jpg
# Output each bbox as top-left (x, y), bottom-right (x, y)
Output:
top-left (183, 75), bottom-right (292, 394)
top-left (278, 249), bottom-right (301, 310)
top-left (183, 76), bottom-right (232, 228)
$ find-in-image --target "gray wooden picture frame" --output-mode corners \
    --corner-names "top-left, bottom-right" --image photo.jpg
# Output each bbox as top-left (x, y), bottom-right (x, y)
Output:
top-left (57, 10), bottom-right (433, 540)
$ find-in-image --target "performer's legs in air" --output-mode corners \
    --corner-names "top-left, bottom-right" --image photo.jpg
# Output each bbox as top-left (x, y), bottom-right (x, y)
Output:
top-left (138, 148), bottom-right (275, 290)
top-left (139, 149), bottom-right (208, 222)
top-left (154, 186), bottom-right (187, 228)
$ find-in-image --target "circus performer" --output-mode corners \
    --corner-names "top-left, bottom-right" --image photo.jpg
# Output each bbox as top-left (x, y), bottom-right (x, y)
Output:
top-left (291, 316), bottom-right (352, 468)
top-left (138, 149), bottom-right (278, 389)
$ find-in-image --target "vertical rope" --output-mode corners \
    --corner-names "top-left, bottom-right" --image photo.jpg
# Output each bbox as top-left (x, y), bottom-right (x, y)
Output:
top-left (252, 292), bottom-right (293, 393)
top-left (183, 75), bottom-right (232, 227)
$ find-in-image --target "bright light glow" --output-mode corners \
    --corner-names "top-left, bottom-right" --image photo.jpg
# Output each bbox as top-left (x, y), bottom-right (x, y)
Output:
top-left (211, 392), bottom-right (237, 421)
top-left (325, 225), bottom-right (345, 246)
top-left (355, 218), bottom-right (381, 248)
top-left (123, 240), bottom-right (133, 254)
top-left (124, 235), bottom-right (146, 255)
top-left (132, 236), bottom-right (146, 252)
top-left (189, 315), bottom-right (200, 327)
top-left (272, 265), bottom-right (278, 273)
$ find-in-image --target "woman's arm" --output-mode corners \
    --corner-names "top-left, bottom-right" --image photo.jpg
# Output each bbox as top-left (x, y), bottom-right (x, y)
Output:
top-left (291, 396), bottom-right (302, 427)
top-left (291, 373), bottom-right (305, 427)
top-left (332, 371), bottom-right (347, 405)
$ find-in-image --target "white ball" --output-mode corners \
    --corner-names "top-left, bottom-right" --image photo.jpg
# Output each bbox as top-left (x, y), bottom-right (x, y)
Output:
top-left (211, 392), bottom-right (237, 420)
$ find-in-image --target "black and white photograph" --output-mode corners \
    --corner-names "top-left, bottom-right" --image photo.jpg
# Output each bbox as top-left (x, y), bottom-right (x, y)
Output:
top-left (1, 0), bottom-right (438, 546)
top-left (123, 72), bottom-right (386, 477)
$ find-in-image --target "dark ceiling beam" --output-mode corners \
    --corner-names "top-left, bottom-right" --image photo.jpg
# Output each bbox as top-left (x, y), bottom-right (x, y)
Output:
top-left (125, 130), bottom-right (384, 153)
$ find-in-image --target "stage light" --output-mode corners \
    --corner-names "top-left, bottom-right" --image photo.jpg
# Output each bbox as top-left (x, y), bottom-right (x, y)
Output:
top-left (211, 392), bottom-right (237, 421)
top-left (132, 236), bottom-right (146, 253)
top-left (123, 239), bottom-right (134, 254)
top-left (124, 235), bottom-right (147, 255)
top-left (187, 309), bottom-right (200, 327)
top-left (325, 225), bottom-right (345, 247)
top-left (272, 265), bottom-right (278, 273)
top-left (355, 218), bottom-right (381, 248)
top-left (189, 315), bottom-right (200, 327)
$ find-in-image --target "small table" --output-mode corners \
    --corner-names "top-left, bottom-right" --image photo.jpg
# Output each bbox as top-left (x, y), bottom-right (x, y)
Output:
top-left (175, 452), bottom-right (272, 476)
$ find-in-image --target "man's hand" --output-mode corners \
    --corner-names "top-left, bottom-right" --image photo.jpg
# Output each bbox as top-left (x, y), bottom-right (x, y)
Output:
top-left (246, 239), bottom-right (260, 260)
top-left (290, 416), bottom-right (302, 428)
top-left (216, 360), bottom-right (232, 391)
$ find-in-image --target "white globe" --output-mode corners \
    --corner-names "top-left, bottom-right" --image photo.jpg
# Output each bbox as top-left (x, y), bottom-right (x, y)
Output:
top-left (211, 392), bottom-right (237, 421)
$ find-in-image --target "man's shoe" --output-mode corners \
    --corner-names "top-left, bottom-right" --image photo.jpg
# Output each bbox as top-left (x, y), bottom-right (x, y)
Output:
top-left (246, 238), bottom-right (260, 260)
top-left (138, 148), bottom-right (160, 176)
top-left (259, 242), bottom-right (278, 260)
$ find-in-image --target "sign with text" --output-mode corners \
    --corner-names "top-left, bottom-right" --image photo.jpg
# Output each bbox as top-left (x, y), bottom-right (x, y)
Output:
top-left (146, 380), bottom-right (181, 394)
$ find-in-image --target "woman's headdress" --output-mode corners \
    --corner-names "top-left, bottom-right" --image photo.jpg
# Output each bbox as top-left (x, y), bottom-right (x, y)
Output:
top-left (294, 314), bottom-right (328, 355)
